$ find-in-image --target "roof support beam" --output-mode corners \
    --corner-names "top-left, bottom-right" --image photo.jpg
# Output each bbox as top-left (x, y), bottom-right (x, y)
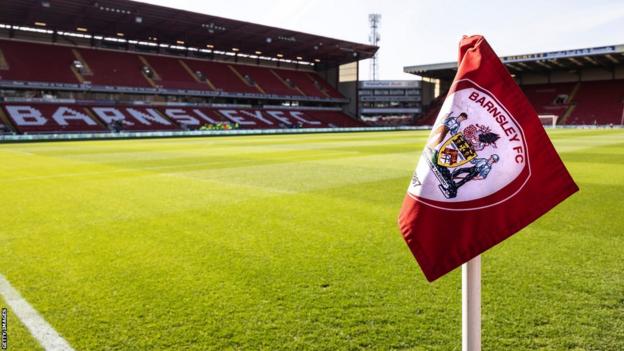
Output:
top-left (516, 62), bottom-right (534, 71)
top-left (605, 54), bottom-right (619, 64)
top-left (583, 56), bottom-right (598, 65)
top-left (547, 59), bottom-right (567, 68)
top-left (567, 57), bottom-right (584, 66)
top-left (535, 61), bottom-right (552, 69)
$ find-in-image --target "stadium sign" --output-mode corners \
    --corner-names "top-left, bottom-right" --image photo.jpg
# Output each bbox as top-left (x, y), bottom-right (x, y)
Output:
top-left (1, 104), bottom-right (325, 132)
top-left (360, 80), bottom-right (420, 89)
top-left (502, 45), bottom-right (617, 63)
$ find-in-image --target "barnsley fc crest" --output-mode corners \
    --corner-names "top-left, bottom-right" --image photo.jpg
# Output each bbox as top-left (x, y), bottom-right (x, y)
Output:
top-left (437, 132), bottom-right (477, 167)
top-left (407, 79), bottom-right (530, 210)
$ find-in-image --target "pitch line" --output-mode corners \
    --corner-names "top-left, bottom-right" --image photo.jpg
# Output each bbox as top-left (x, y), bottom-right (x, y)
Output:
top-left (0, 273), bottom-right (75, 351)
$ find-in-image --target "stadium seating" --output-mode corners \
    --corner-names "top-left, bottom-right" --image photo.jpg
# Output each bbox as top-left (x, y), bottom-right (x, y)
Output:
top-left (0, 103), bottom-right (361, 133)
top-left (77, 48), bottom-right (152, 87)
top-left (307, 72), bottom-right (344, 98)
top-left (521, 82), bottom-right (575, 118)
top-left (273, 69), bottom-right (328, 98)
top-left (140, 55), bottom-right (209, 91)
top-left (415, 94), bottom-right (445, 125)
top-left (0, 39), bottom-right (344, 99)
top-left (567, 80), bottom-right (624, 125)
top-left (0, 40), bottom-right (79, 84)
top-left (232, 65), bottom-right (297, 96)
top-left (1, 103), bottom-right (107, 133)
top-left (419, 80), bottom-right (623, 126)
top-left (307, 110), bottom-right (367, 127)
top-left (0, 120), bottom-right (11, 133)
top-left (182, 60), bottom-right (261, 94)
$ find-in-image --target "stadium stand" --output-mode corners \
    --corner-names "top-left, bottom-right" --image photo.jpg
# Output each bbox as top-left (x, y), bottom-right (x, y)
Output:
top-left (231, 64), bottom-right (295, 96)
top-left (0, 0), bottom-right (378, 134)
top-left (0, 39), bottom-right (338, 97)
top-left (140, 55), bottom-right (209, 91)
top-left (1, 103), bottom-right (107, 133)
top-left (271, 69), bottom-right (330, 98)
top-left (307, 72), bottom-right (344, 99)
top-left (521, 82), bottom-right (576, 118)
top-left (77, 48), bottom-right (152, 87)
top-left (405, 44), bottom-right (624, 126)
top-left (415, 78), bottom-right (624, 127)
top-left (183, 59), bottom-right (262, 95)
top-left (0, 40), bottom-right (79, 84)
top-left (306, 110), bottom-right (367, 127)
top-left (567, 80), bottom-right (624, 125)
top-left (414, 94), bottom-right (445, 126)
top-left (0, 0), bottom-right (380, 135)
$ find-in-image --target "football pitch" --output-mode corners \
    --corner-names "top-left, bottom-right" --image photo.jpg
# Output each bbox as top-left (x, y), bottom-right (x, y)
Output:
top-left (1, 129), bottom-right (622, 350)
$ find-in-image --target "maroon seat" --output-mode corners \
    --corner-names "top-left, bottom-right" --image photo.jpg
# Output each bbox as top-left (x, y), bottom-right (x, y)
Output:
top-left (184, 60), bottom-right (260, 94)
top-left (0, 40), bottom-right (79, 84)
top-left (78, 49), bottom-right (151, 87)
top-left (142, 55), bottom-right (210, 91)
top-left (567, 80), bottom-right (624, 125)
top-left (233, 65), bottom-right (298, 96)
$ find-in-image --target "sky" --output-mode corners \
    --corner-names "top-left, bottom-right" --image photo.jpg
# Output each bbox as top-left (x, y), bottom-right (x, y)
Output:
top-left (139, 0), bottom-right (624, 80)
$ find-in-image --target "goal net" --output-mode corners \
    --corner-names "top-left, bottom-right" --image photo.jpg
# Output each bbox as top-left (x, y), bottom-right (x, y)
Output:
top-left (538, 114), bottom-right (559, 128)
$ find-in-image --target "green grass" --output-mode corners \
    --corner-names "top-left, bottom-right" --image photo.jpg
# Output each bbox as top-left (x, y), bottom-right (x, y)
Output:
top-left (0, 296), bottom-right (43, 351)
top-left (0, 129), bottom-right (622, 350)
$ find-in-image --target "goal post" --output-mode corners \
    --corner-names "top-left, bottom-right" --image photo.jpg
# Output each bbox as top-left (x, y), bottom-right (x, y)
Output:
top-left (538, 114), bottom-right (558, 128)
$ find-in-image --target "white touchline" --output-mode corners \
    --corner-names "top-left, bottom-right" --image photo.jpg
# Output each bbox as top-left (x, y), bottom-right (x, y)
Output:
top-left (0, 274), bottom-right (75, 351)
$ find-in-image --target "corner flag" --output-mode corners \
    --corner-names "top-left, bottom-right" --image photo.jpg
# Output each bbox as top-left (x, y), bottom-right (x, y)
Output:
top-left (398, 35), bottom-right (578, 282)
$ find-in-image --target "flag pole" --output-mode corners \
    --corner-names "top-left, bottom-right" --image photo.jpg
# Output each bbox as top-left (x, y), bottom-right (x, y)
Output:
top-left (462, 255), bottom-right (481, 351)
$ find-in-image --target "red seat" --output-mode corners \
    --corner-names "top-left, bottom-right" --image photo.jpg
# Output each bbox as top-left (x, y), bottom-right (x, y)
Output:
top-left (142, 55), bottom-right (210, 91)
top-left (233, 65), bottom-right (299, 96)
top-left (184, 60), bottom-right (259, 94)
top-left (521, 82), bottom-right (575, 117)
top-left (0, 40), bottom-right (345, 100)
top-left (0, 40), bottom-right (79, 84)
top-left (78, 49), bottom-right (151, 87)
top-left (567, 80), bottom-right (624, 125)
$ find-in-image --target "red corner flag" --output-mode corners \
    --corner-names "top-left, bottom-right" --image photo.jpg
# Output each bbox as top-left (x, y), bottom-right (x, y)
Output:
top-left (398, 35), bottom-right (578, 282)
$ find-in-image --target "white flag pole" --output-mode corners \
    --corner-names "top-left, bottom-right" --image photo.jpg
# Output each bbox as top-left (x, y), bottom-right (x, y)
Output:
top-left (462, 255), bottom-right (481, 351)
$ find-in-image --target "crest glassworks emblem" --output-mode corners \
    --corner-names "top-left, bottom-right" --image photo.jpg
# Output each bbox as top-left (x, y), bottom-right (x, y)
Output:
top-left (408, 79), bottom-right (530, 210)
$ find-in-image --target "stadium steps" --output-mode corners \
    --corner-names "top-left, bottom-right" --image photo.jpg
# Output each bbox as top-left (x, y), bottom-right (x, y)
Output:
top-left (567, 80), bottom-right (624, 124)
top-left (0, 106), bottom-right (17, 133)
top-left (417, 93), bottom-right (446, 125)
top-left (138, 56), bottom-right (162, 88)
top-left (559, 104), bottom-right (576, 125)
top-left (178, 59), bottom-right (217, 90)
top-left (82, 106), bottom-right (110, 130)
top-left (0, 48), bottom-right (9, 70)
top-left (153, 108), bottom-right (182, 128)
top-left (71, 49), bottom-right (93, 75)
top-left (555, 82), bottom-right (581, 125)
top-left (270, 69), bottom-right (306, 96)
top-left (70, 50), bottom-right (91, 84)
top-left (566, 82), bottom-right (582, 104)
top-left (227, 65), bottom-right (266, 94)
top-left (305, 73), bottom-right (331, 98)
top-left (70, 68), bottom-right (85, 84)
top-left (272, 69), bottom-right (325, 97)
